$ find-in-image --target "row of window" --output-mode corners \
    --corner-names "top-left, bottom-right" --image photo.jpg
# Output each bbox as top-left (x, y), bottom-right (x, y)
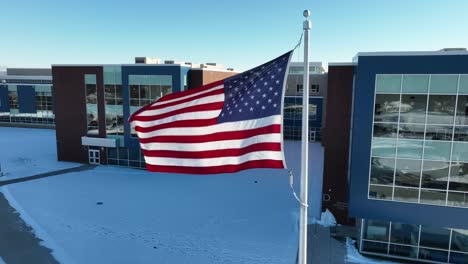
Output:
top-left (361, 219), bottom-right (468, 263)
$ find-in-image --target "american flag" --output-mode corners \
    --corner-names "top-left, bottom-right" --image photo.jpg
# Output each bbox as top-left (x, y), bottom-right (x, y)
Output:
top-left (129, 51), bottom-right (293, 174)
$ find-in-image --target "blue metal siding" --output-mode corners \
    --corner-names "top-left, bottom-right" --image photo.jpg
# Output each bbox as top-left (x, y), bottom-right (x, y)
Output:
top-left (121, 65), bottom-right (184, 149)
top-left (17, 85), bottom-right (36, 113)
top-left (349, 55), bottom-right (468, 229)
top-left (0, 85), bottom-right (9, 112)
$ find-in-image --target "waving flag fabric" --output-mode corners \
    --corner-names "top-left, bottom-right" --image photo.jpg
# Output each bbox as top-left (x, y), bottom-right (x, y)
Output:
top-left (129, 51), bottom-right (293, 174)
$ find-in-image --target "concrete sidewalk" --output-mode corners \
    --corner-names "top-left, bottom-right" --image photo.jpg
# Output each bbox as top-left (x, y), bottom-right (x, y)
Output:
top-left (0, 192), bottom-right (58, 264)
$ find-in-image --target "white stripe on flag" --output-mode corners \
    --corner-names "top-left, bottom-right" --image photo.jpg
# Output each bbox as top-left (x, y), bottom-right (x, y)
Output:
top-left (138, 94), bottom-right (224, 117)
top-left (150, 85), bottom-right (224, 107)
top-left (132, 110), bottom-right (222, 128)
top-left (139, 133), bottom-right (282, 152)
top-left (136, 115), bottom-right (281, 138)
top-left (144, 151), bottom-right (283, 167)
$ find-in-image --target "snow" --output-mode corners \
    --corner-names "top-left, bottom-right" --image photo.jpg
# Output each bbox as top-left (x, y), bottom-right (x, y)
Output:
top-left (345, 238), bottom-right (400, 264)
top-left (0, 127), bottom-right (79, 181)
top-left (311, 209), bottom-right (337, 227)
top-left (0, 127), bottom-right (324, 264)
top-left (0, 256), bottom-right (4, 264)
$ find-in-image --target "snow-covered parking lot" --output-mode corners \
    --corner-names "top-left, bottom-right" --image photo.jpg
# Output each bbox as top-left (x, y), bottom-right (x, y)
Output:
top-left (0, 127), bottom-right (324, 264)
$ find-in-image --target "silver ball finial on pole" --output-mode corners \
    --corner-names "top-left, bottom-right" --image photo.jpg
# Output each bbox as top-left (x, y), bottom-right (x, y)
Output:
top-left (303, 10), bottom-right (310, 18)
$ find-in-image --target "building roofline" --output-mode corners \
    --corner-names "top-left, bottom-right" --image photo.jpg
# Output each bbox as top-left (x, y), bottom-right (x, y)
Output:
top-left (353, 50), bottom-right (468, 62)
top-left (1, 75), bottom-right (52, 80)
top-left (328, 62), bottom-right (357, 66)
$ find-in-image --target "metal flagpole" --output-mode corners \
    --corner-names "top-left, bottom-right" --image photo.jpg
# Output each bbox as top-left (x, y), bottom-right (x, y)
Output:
top-left (298, 9), bottom-right (311, 264)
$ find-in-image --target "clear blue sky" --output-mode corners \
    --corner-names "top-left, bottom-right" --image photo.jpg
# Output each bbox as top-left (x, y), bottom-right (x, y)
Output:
top-left (1, 0), bottom-right (467, 71)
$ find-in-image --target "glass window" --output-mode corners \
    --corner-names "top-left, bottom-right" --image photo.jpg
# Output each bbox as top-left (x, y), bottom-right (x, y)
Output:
top-left (451, 252), bottom-right (468, 264)
top-left (376, 74), bottom-right (401, 93)
top-left (402, 75), bottom-right (429, 93)
top-left (374, 94), bottom-right (400, 122)
top-left (85, 74), bottom-right (98, 136)
top-left (425, 125), bottom-right (453, 141)
top-left (447, 192), bottom-right (468, 207)
top-left (369, 185), bottom-right (392, 200)
top-left (456, 95), bottom-right (468, 125)
top-left (400, 94), bottom-right (427, 124)
top-left (427, 95), bottom-right (456, 124)
top-left (452, 142), bottom-right (468, 162)
top-left (421, 160), bottom-right (449, 189)
top-left (374, 123), bottom-right (397, 138)
top-left (393, 187), bottom-right (419, 203)
top-left (452, 229), bottom-right (468, 253)
top-left (460, 75), bottom-right (468, 94)
top-left (423, 141), bottom-right (451, 161)
top-left (429, 75), bottom-right (458, 94)
top-left (363, 219), bottom-right (390, 241)
top-left (390, 222), bottom-right (419, 245)
top-left (420, 226), bottom-right (451, 250)
top-left (389, 244), bottom-right (418, 258)
top-left (361, 241), bottom-right (389, 254)
top-left (397, 139), bottom-right (423, 159)
top-left (372, 137), bottom-right (396, 157)
top-left (418, 248), bottom-right (448, 263)
top-left (394, 159), bottom-right (421, 187)
top-left (370, 157), bottom-right (395, 185)
top-left (398, 124), bottom-right (425, 139)
top-left (310, 84), bottom-right (319, 93)
top-left (420, 189), bottom-right (447, 205)
top-left (449, 162), bottom-right (468, 192)
top-left (455, 126), bottom-right (468, 141)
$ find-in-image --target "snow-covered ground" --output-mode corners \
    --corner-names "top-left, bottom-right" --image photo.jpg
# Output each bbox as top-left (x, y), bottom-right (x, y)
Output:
top-left (0, 127), bottom-right (324, 264)
top-left (0, 256), bottom-right (5, 264)
top-left (0, 127), bottom-right (79, 181)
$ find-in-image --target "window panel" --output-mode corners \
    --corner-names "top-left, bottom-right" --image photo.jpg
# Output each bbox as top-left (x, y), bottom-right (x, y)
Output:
top-left (420, 226), bottom-right (451, 250)
top-left (363, 219), bottom-right (390, 241)
top-left (400, 94), bottom-right (427, 124)
top-left (376, 74), bottom-right (401, 93)
top-left (421, 160), bottom-right (449, 189)
top-left (452, 229), bottom-right (468, 253)
top-left (452, 142), bottom-right (468, 162)
top-left (451, 252), bottom-right (468, 264)
top-left (370, 157), bottom-right (395, 185)
top-left (460, 75), bottom-right (468, 94)
top-left (447, 192), bottom-right (468, 207)
top-left (397, 139), bottom-right (423, 159)
top-left (455, 126), bottom-right (468, 142)
top-left (449, 162), bottom-right (468, 192)
top-left (369, 185), bottom-right (392, 200)
top-left (429, 75), bottom-right (458, 94)
top-left (419, 189), bottom-right (447, 205)
top-left (374, 94), bottom-right (400, 122)
top-left (393, 187), bottom-right (419, 203)
top-left (402, 75), bottom-right (429, 93)
top-left (390, 222), bottom-right (419, 246)
top-left (425, 125), bottom-right (453, 141)
top-left (372, 137), bottom-right (396, 157)
top-left (398, 124), bottom-right (425, 139)
top-left (373, 123), bottom-right (397, 138)
top-left (427, 95), bottom-right (456, 124)
top-left (361, 241), bottom-right (389, 254)
top-left (394, 159), bottom-right (421, 187)
top-left (389, 244), bottom-right (418, 258)
top-left (418, 248), bottom-right (448, 263)
top-left (423, 141), bottom-right (451, 161)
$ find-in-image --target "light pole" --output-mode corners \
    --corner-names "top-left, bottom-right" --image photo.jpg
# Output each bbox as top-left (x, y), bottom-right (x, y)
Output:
top-left (0, 79), bottom-right (5, 176)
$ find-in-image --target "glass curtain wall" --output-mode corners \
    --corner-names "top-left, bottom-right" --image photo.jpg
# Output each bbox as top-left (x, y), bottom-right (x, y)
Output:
top-left (103, 66), bottom-right (124, 139)
top-left (361, 219), bottom-right (468, 263)
top-left (128, 75), bottom-right (172, 137)
top-left (370, 74), bottom-right (468, 208)
top-left (283, 96), bottom-right (319, 141)
top-left (85, 74), bottom-right (99, 135)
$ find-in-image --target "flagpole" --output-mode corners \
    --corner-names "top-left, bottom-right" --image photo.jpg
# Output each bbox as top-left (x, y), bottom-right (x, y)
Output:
top-left (298, 9), bottom-right (311, 264)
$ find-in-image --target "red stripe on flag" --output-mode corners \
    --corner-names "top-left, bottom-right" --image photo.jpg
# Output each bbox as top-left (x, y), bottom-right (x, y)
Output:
top-left (145, 159), bottom-right (285, 174)
top-left (135, 118), bottom-right (218, 133)
top-left (130, 102), bottom-right (224, 122)
top-left (138, 124), bottom-right (281, 143)
top-left (156, 80), bottom-right (225, 103)
top-left (143, 142), bottom-right (281, 159)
